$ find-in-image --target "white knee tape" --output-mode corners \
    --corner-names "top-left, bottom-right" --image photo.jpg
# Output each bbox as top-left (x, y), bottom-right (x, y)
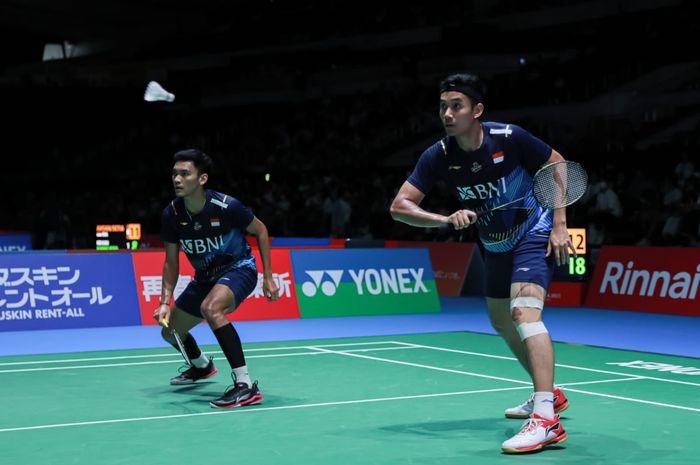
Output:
top-left (510, 297), bottom-right (544, 313)
top-left (516, 321), bottom-right (548, 341)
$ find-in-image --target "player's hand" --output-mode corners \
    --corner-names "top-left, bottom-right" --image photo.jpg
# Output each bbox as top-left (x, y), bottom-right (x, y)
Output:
top-left (153, 303), bottom-right (172, 327)
top-left (546, 224), bottom-right (576, 266)
top-left (263, 275), bottom-right (280, 302)
top-left (446, 209), bottom-right (477, 230)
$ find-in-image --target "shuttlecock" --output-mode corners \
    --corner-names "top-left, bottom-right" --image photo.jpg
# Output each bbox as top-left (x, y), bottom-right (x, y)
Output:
top-left (144, 81), bottom-right (175, 102)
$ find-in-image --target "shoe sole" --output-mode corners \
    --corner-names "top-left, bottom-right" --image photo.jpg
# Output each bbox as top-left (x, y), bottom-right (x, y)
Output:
top-left (209, 393), bottom-right (263, 409)
top-left (501, 432), bottom-right (568, 454)
top-left (170, 367), bottom-right (219, 385)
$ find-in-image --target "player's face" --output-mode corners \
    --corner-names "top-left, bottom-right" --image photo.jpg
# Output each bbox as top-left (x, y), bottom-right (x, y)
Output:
top-left (440, 92), bottom-right (478, 136)
top-left (172, 161), bottom-right (206, 197)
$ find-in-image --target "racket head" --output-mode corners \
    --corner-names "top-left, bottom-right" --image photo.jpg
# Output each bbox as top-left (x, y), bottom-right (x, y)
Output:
top-left (532, 160), bottom-right (588, 209)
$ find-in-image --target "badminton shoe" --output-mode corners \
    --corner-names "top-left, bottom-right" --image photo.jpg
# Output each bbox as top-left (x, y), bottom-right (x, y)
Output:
top-left (501, 414), bottom-right (567, 453)
top-left (210, 380), bottom-right (263, 409)
top-left (170, 358), bottom-right (218, 385)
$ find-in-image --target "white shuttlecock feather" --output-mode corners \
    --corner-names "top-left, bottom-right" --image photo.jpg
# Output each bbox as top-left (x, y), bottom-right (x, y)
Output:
top-left (144, 81), bottom-right (175, 102)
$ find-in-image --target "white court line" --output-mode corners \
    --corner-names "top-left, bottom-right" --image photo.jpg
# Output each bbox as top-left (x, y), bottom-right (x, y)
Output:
top-left (318, 344), bottom-right (700, 414)
top-left (0, 346), bottom-right (421, 374)
top-left (559, 377), bottom-right (644, 387)
top-left (0, 385), bottom-right (534, 433)
top-left (563, 387), bottom-right (700, 413)
top-left (395, 341), bottom-right (700, 388)
top-left (306, 346), bottom-right (531, 385)
top-left (0, 341), bottom-right (403, 367)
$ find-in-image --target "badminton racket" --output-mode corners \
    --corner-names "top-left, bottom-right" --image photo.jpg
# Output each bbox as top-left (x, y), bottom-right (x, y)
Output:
top-left (162, 318), bottom-right (191, 366)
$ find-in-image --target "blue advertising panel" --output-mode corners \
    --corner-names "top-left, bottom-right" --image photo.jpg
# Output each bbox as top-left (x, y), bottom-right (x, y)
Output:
top-left (0, 234), bottom-right (33, 252)
top-left (0, 253), bottom-right (141, 331)
top-left (291, 248), bottom-right (440, 317)
top-left (271, 237), bottom-right (332, 247)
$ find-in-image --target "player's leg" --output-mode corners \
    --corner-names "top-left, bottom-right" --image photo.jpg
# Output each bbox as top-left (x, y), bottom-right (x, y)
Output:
top-left (502, 234), bottom-right (567, 453)
top-left (484, 249), bottom-right (532, 373)
top-left (502, 281), bottom-right (567, 453)
top-left (165, 282), bottom-right (219, 385)
top-left (199, 266), bottom-right (261, 409)
top-left (484, 249), bottom-right (543, 419)
top-left (486, 297), bottom-right (532, 374)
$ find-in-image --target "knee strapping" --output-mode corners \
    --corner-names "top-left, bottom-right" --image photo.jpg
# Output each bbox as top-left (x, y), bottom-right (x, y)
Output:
top-left (510, 297), bottom-right (544, 312)
top-left (516, 321), bottom-right (548, 341)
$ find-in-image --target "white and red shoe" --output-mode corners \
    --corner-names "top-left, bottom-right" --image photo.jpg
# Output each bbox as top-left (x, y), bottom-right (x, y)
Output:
top-left (504, 387), bottom-right (570, 419)
top-left (501, 413), bottom-right (567, 453)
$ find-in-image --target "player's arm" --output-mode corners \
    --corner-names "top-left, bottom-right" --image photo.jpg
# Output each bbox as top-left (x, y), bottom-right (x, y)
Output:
top-left (544, 149), bottom-right (576, 265)
top-left (246, 216), bottom-right (280, 301)
top-left (390, 181), bottom-right (476, 230)
top-left (154, 241), bottom-right (180, 325)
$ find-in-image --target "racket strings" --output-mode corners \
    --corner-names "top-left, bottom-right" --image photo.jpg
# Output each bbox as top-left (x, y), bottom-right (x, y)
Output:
top-left (533, 162), bottom-right (588, 209)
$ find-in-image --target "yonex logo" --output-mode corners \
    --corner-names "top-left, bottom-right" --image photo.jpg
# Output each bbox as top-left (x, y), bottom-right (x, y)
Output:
top-left (301, 268), bottom-right (429, 297)
top-left (302, 270), bottom-right (344, 297)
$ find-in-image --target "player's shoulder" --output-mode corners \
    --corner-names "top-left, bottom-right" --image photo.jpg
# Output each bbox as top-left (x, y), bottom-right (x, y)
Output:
top-left (162, 197), bottom-right (183, 217)
top-left (421, 137), bottom-right (449, 159)
top-left (208, 190), bottom-right (245, 210)
top-left (483, 121), bottom-right (526, 139)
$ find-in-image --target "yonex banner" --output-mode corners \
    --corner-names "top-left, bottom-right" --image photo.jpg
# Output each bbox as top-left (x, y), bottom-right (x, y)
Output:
top-left (385, 241), bottom-right (476, 296)
top-left (0, 252), bottom-right (141, 331)
top-left (586, 246), bottom-right (700, 316)
top-left (291, 248), bottom-right (440, 317)
top-left (132, 249), bottom-right (299, 325)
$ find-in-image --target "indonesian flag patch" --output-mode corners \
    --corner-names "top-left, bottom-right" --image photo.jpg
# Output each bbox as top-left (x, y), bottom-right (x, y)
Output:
top-left (491, 151), bottom-right (504, 164)
top-left (211, 218), bottom-right (221, 227)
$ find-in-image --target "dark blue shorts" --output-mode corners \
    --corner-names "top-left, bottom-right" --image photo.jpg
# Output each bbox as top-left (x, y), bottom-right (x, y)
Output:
top-left (175, 265), bottom-right (258, 319)
top-left (483, 233), bottom-right (555, 298)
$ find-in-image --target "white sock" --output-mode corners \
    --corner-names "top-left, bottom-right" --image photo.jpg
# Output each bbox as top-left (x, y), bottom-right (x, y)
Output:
top-left (191, 353), bottom-right (210, 369)
top-left (533, 391), bottom-right (555, 420)
top-left (233, 366), bottom-right (251, 387)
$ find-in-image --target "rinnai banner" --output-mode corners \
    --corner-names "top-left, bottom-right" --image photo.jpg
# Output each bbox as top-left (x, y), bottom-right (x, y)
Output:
top-left (385, 241), bottom-right (476, 296)
top-left (292, 248), bottom-right (440, 318)
top-left (586, 246), bottom-right (700, 316)
top-left (0, 253), bottom-right (141, 331)
top-left (132, 249), bottom-right (299, 325)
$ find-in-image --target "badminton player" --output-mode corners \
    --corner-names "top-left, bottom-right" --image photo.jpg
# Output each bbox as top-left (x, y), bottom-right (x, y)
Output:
top-left (390, 73), bottom-right (575, 453)
top-left (154, 148), bottom-right (279, 408)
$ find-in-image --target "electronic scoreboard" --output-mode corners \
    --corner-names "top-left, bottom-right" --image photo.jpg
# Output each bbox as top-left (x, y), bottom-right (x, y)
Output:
top-left (95, 223), bottom-right (141, 250)
top-left (552, 227), bottom-right (587, 281)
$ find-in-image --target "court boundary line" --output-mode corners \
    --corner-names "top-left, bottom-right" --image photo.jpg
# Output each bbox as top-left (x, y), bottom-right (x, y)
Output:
top-left (395, 341), bottom-right (700, 388)
top-left (0, 385), bottom-right (534, 433)
top-left (0, 341), bottom-right (404, 367)
top-left (0, 345), bottom-right (421, 374)
top-left (311, 344), bottom-right (700, 413)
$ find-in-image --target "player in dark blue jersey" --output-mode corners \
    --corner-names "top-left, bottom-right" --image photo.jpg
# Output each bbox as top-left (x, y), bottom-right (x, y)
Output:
top-left (154, 149), bottom-right (279, 409)
top-left (390, 74), bottom-right (574, 453)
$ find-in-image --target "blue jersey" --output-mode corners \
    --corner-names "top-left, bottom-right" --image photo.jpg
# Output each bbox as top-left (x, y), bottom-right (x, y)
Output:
top-left (408, 122), bottom-right (553, 253)
top-left (160, 190), bottom-right (256, 282)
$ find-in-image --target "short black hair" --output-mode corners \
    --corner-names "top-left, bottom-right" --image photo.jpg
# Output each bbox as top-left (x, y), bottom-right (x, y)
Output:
top-left (439, 73), bottom-right (486, 106)
top-left (173, 149), bottom-right (213, 176)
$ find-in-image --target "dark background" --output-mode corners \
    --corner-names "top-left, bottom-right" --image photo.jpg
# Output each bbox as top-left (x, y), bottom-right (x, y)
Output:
top-left (1, 0), bottom-right (698, 252)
